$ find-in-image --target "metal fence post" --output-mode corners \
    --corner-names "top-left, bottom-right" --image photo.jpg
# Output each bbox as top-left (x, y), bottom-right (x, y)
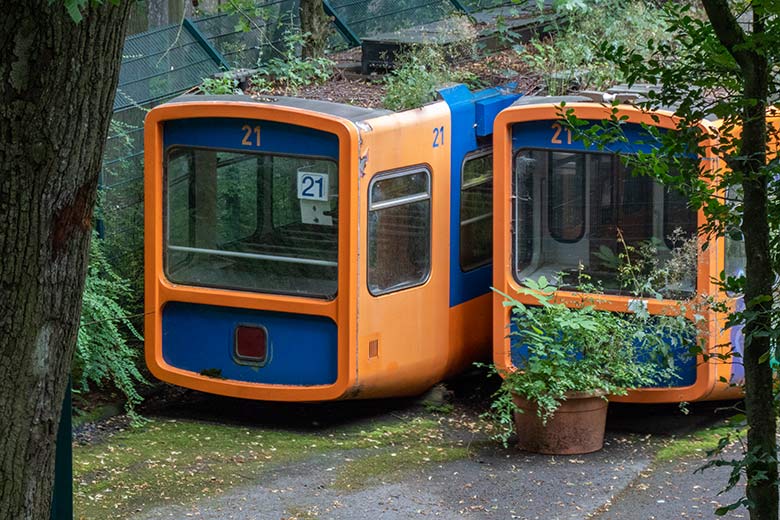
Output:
top-left (322, 0), bottom-right (362, 47)
top-left (182, 18), bottom-right (232, 70)
top-left (50, 381), bottom-right (72, 520)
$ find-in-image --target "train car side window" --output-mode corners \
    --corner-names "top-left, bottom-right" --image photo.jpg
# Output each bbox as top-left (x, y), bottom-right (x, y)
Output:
top-left (367, 168), bottom-right (432, 296)
top-left (724, 186), bottom-right (746, 279)
top-left (460, 151), bottom-right (493, 271)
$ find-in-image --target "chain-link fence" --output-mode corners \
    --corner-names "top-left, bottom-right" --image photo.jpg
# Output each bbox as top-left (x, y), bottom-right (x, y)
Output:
top-left (101, 4), bottom-right (300, 297)
top-left (101, 0), bottom-right (551, 302)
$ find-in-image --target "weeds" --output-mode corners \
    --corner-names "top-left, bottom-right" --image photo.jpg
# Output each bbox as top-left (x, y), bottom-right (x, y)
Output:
top-left (251, 28), bottom-right (334, 95)
top-left (199, 73), bottom-right (240, 95)
top-left (382, 44), bottom-right (481, 111)
top-left (521, 0), bottom-right (673, 94)
top-left (74, 233), bottom-right (148, 422)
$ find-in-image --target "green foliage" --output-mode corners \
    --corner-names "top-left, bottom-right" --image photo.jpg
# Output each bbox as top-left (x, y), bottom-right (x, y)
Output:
top-left (199, 74), bottom-right (240, 95)
top-left (487, 231), bottom-right (701, 446)
top-left (521, 0), bottom-right (672, 94)
top-left (251, 29), bottom-right (334, 95)
top-left (219, 0), bottom-right (275, 33)
top-left (382, 45), bottom-right (481, 111)
top-left (100, 118), bottom-right (145, 318)
top-left (486, 275), bottom-right (680, 446)
top-left (74, 233), bottom-right (147, 420)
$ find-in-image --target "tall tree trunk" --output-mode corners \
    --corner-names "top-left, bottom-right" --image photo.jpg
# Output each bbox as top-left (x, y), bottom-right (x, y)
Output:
top-left (300, 0), bottom-right (330, 58)
top-left (740, 71), bottom-right (778, 520)
top-left (703, 2), bottom-right (778, 518)
top-left (0, 2), bottom-right (132, 519)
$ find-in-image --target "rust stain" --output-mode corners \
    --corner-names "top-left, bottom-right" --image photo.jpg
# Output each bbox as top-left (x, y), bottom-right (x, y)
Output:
top-left (51, 182), bottom-right (94, 259)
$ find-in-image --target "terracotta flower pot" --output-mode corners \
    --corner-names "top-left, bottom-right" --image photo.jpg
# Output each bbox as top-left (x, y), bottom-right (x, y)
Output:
top-left (512, 390), bottom-right (608, 455)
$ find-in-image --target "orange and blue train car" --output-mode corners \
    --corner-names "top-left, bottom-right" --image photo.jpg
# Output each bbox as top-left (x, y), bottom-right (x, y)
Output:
top-left (144, 85), bottom-right (520, 401)
top-left (491, 92), bottom-right (745, 403)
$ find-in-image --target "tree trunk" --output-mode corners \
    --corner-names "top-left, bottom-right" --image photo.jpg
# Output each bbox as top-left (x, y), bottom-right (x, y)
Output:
top-left (703, 2), bottom-right (779, 518)
top-left (0, 2), bottom-right (132, 519)
top-left (300, 0), bottom-right (330, 58)
top-left (740, 76), bottom-right (778, 520)
top-left (736, 10), bottom-right (778, 519)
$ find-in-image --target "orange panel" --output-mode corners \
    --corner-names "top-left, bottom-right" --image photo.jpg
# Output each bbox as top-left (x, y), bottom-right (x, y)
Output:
top-left (349, 103), bottom-right (456, 399)
top-left (447, 294), bottom-right (492, 376)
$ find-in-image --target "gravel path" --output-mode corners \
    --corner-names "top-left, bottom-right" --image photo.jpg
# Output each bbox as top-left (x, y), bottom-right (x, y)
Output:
top-left (593, 447), bottom-right (746, 520)
top-left (136, 432), bottom-right (659, 520)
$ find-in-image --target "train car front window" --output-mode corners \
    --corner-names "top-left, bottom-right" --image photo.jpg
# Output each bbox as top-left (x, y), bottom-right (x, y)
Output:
top-left (165, 148), bottom-right (339, 298)
top-left (513, 149), bottom-right (698, 298)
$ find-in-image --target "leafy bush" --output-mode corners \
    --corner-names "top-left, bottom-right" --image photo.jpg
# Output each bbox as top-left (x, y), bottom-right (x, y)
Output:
top-left (74, 233), bottom-right (148, 420)
top-left (251, 29), bottom-right (334, 94)
top-left (522, 0), bottom-right (673, 94)
top-left (487, 276), bottom-right (677, 445)
top-left (199, 74), bottom-right (240, 95)
top-left (382, 44), bottom-right (481, 111)
top-left (486, 232), bottom-right (704, 445)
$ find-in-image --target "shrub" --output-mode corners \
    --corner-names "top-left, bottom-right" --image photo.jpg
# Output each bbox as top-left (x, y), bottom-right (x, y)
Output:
top-left (251, 28), bottom-right (334, 95)
top-left (74, 233), bottom-right (148, 421)
top-left (199, 74), bottom-right (240, 95)
top-left (521, 0), bottom-right (673, 94)
top-left (382, 44), bottom-right (481, 111)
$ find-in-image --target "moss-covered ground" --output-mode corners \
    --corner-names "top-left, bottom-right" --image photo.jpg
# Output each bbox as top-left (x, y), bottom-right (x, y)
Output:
top-left (654, 416), bottom-right (744, 462)
top-left (74, 413), bottom-right (478, 519)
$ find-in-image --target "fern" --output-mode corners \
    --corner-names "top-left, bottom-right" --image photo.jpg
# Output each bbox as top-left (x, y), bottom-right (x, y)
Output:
top-left (74, 233), bottom-right (148, 422)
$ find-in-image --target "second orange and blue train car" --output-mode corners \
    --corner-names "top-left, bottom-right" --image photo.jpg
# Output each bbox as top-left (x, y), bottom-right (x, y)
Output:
top-left (491, 91), bottom-right (745, 403)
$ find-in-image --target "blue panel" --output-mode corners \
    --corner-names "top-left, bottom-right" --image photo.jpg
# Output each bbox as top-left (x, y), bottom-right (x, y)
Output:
top-left (437, 84), bottom-right (522, 307)
top-left (162, 302), bottom-right (338, 385)
top-left (512, 120), bottom-right (662, 155)
top-left (475, 95), bottom-right (519, 137)
top-left (164, 118), bottom-right (339, 159)
top-left (508, 321), bottom-right (697, 388)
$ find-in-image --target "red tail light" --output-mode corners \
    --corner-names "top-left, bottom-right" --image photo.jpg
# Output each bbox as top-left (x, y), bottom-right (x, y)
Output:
top-left (234, 325), bottom-right (268, 365)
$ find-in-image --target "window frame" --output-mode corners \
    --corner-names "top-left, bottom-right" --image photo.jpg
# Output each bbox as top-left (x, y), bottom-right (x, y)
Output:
top-left (510, 147), bottom-right (698, 296)
top-left (459, 149), bottom-right (494, 272)
top-left (162, 145), bottom-right (340, 299)
top-left (367, 165), bottom-right (433, 297)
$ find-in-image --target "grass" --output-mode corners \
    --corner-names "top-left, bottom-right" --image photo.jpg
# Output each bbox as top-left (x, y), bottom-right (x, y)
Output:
top-left (654, 417), bottom-right (745, 462)
top-left (73, 415), bottom-right (470, 519)
top-left (331, 416), bottom-right (471, 490)
top-left (74, 419), bottom-right (326, 518)
top-left (332, 445), bottom-right (469, 490)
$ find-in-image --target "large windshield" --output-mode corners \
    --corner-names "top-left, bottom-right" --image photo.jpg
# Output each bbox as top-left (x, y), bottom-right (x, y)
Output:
top-left (165, 147), bottom-right (339, 299)
top-left (513, 149), bottom-right (698, 298)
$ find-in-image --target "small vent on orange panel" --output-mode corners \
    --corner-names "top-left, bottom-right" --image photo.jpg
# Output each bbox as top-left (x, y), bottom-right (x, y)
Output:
top-left (368, 339), bottom-right (379, 358)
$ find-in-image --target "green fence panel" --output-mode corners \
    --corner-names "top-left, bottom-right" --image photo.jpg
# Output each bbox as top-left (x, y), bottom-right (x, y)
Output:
top-left (193, 2), bottom-right (299, 69)
top-left (326, 0), bottom-right (463, 41)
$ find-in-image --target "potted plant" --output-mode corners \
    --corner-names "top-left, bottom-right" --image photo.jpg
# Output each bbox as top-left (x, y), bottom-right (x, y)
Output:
top-left (488, 276), bottom-right (680, 455)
